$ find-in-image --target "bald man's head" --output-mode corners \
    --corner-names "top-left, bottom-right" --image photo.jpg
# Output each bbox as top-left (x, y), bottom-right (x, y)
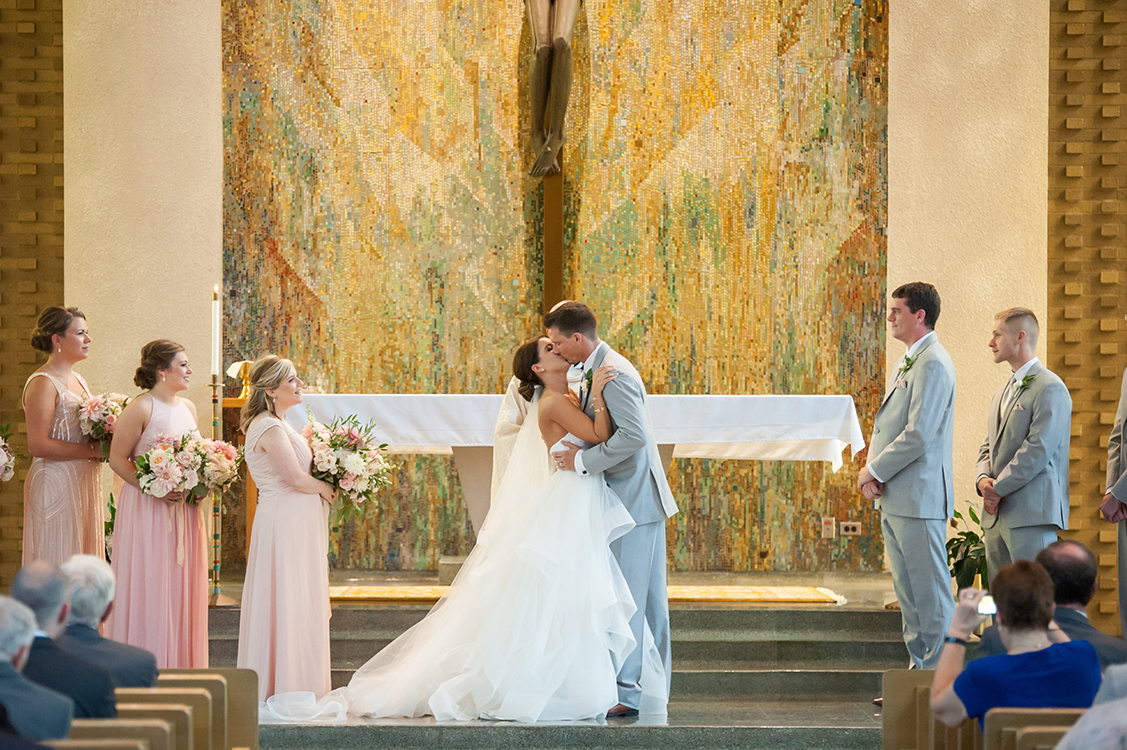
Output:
top-left (1036, 540), bottom-right (1098, 607)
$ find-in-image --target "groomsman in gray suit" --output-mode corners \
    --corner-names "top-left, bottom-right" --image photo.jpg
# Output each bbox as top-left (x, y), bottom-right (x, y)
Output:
top-left (976, 308), bottom-right (1071, 579)
top-left (1102, 363), bottom-right (1127, 636)
top-left (858, 282), bottom-right (956, 670)
top-left (547, 302), bottom-right (679, 718)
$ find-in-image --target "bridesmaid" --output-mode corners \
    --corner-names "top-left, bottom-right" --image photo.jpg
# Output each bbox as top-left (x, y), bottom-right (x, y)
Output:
top-left (237, 355), bottom-right (335, 700)
top-left (106, 340), bottom-right (208, 669)
top-left (22, 306), bottom-right (104, 565)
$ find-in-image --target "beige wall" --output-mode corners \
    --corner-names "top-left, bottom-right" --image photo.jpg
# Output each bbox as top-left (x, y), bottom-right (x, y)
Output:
top-left (63, 0), bottom-right (222, 426)
top-left (888, 2), bottom-right (1049, 523)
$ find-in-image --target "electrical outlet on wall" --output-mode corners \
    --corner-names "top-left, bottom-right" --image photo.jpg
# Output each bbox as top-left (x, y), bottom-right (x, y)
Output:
top-left (821, 516), bottom-right (836, 539)
top-left (840, 521), bottom-right (862, 537)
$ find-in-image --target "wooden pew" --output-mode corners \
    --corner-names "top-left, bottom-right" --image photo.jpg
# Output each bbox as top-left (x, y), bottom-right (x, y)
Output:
top-left (983, 708), bottom-right (1085, 750)
top-left (1014, 726), bottom-right (1070, 750)
top-left (154, 674), bottom-right (226, 750)
top-left (117, 688), bottom-right (212, 750)
top-left (67, 719), bottom-right (175, 750)
top-left (47, 740), bottom-right (150, 750)
top-left (882, 669), bottom-right (982, 750)
top-left (161, 668), bottom-right (258, 750)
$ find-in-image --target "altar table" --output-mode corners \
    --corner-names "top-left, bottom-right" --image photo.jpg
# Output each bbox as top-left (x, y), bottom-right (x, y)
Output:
top-left (284, 394), bottom-right (865, 533)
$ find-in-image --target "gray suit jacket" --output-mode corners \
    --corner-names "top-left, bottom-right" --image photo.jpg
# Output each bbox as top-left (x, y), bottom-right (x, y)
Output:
top-left (579, 344), bottom-right (677, 526)
top-left (58, 624), bottom-right (159, 688)
top-left (974, 607), bottom-right (1127, 669)
top-left (975, 361), bottom-right (1071, 530)
top-left (1107, 366), bottom-right (1127, 501)
top-left (868, 336), bottom-right (956, 519)
top-left (0, 661), bottom-right (72, 741)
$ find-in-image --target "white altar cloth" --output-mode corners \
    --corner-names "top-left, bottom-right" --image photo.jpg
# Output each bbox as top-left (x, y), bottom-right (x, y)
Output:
top-left (285, 394), bottom-right (864, 533)
top-left (286, 394), bottom-right (864, 470)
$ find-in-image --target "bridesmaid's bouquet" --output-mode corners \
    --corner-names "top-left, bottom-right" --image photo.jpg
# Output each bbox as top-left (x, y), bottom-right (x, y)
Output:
top-left (134, 432), bottom-right (243, 504)
top-left (77, 392), bottom-right (130, 459)
top-left (0, 424), bottom-right (16, 482)
top-left (303, 412), bottom-right (392, 525)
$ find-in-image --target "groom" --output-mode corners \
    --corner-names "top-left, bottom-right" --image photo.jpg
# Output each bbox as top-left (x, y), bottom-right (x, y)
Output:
top-left (545, 302), bottom-right (679, 717)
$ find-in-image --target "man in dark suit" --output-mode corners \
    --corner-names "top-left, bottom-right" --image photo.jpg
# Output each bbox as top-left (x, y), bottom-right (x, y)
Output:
top-left (58, 554), bottom-right (158, 688)
top-left (974, 540), bottom-right (1127, 668)
top-left (9, 561), bottom-right (116, 719)
top-left (0, 595), bottom-right (72, 741)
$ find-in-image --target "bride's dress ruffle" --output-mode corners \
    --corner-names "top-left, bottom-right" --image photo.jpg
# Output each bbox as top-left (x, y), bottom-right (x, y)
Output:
top-left (261, 395), bottom-right (666, 723)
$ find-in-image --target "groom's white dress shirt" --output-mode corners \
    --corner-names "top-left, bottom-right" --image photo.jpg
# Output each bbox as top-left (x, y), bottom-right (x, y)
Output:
top-left (573, 341), bottom-right (609, 477)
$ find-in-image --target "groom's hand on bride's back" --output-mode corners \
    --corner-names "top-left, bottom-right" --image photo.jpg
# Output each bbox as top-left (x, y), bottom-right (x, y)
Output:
top-left (552, 441), bottom-right (580, 472)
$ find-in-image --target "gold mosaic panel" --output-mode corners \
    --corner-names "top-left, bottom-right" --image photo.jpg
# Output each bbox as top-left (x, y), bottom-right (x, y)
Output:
top-left (223, 0), bottom-right (888, 571)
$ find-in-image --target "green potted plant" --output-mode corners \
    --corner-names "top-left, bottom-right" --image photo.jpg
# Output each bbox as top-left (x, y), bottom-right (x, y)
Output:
top-left (947, 504), bottom-right (988, 591)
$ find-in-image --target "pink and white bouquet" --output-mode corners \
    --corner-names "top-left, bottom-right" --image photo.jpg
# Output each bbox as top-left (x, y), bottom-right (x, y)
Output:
top-left (0, 424), bottom-right (16, 482)
top-left (303, 411), bottom-right (392, 525)
top-left (134, 432), bottom-right (243, 504)
top-left (76, 392), bottom-right (130, 441)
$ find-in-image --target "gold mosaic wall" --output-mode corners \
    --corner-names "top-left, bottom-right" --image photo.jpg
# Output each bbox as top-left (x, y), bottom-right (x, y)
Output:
top-left (224, 0), bottom-right (888, 571)
top-left (1049, 0), bottom-right (1125, 635)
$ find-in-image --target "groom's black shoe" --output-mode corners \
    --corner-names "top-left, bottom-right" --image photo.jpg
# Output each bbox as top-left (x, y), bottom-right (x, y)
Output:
top-left (606, 703), bottom-right (639, 718)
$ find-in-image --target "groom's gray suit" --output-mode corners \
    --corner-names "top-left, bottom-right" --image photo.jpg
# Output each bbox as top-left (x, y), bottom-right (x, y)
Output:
top-left (867, 332), bottom-right (956, 669)
top-left (1105, 367), bottom-right (1127, 637)
top-left (577, 342), bottom-right (678, 709)
top-left (976, 360), bottom-right (1071, 578)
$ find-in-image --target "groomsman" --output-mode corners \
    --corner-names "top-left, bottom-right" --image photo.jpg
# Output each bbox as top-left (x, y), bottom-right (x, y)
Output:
top-left (976, 308), bottom-right (1071, 579)
top-left (858, 282), bottom-right (956, 671)
top-left (1103, 363), bottom-right (1127, 636)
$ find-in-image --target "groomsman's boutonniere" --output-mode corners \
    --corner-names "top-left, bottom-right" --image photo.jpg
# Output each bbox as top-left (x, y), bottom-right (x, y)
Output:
top-left (898, 355), bottom-right (916, 376)
top-left (1015, 373), bottom-right (1035, 395)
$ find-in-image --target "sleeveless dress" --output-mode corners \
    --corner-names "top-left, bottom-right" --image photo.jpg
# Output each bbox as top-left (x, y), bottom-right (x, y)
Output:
top-left (261, 396), bottom-right (666, 723)
top-left (21, 372), bottom-right (104, 566)
top-left (107, 396), bottom-right (209, 669)
top-left (238, 416), bottom-right (331, 700)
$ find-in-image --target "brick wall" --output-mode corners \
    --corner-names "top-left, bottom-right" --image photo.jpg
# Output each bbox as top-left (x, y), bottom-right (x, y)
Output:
top-left (0, 0), bottom-right (64, 587)
top-left (1050, 0), bottom-right (1126, 635)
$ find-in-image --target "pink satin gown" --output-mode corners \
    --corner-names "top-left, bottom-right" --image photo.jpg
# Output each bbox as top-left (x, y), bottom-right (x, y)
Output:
top-left (21, 372), bottom-right (104, 566)
top-left (107, 396), bottom-right (209, 669)
top-left (237, 416), bottom-right (331, 700)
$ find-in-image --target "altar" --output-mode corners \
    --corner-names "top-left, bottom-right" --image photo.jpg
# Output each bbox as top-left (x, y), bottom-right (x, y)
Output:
top-left (282, 394), bottom-right (866, 533)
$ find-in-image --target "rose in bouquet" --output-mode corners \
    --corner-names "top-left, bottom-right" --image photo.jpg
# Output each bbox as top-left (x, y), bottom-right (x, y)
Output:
top-left (0, 424), bottom-right (17, 482)
top-left (303, 411), bottom-right (392, 525)
top-left (77, 392), bottom-right (130, 459)
top-left (134, 432), bottom-right (243, 504)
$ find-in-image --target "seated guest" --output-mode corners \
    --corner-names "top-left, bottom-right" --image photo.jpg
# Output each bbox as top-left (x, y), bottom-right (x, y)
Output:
top-left (1092, 662), bottom-right (1127, 705)
top-left (974, 540), bottom-right (1127, 668)
top-left (9, 561), bottom-right (116, 718)
top-left (930, 560), bottom-right (1101, 727)
top-left (1054, 696), bottom-right (1127, 750)
top-left (0, 595), bottom-right (72, 740)
top-left (58, 555), bottom-right (158, 688)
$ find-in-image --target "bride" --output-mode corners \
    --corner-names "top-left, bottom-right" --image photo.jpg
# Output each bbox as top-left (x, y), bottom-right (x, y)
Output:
top-left (264, 337), bottom-right (664, 722)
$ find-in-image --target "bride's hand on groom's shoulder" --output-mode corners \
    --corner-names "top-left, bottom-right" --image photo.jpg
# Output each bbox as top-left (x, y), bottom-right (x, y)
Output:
top-left (566, 390), bottom-right (581, 408)
top-left (593, 366), bottom-right (618, 392)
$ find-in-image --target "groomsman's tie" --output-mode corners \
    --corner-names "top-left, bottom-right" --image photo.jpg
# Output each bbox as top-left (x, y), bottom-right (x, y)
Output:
top-left (998, 377), bottom-right (1019, 425)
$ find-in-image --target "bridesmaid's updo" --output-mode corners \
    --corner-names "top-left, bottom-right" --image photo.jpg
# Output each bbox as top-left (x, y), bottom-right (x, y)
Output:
top-left (30, 306), bottom-right (85, 353)
top-left (512, 338), bottom-right (545, 402)
top-left (240, 355), bottom-right (297, 433)
top-left (134, 340), bottom-right (185, 389)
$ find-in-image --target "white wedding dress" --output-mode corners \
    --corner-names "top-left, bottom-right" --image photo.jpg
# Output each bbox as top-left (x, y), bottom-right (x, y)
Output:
top-left (262, 394), bottom-right (666, 723)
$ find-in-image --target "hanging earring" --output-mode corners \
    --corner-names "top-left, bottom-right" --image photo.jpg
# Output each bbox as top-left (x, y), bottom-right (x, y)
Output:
top-left (161, 373), bottom-right (165, 382)
top-left (56, 348), bottom-right (61, 353)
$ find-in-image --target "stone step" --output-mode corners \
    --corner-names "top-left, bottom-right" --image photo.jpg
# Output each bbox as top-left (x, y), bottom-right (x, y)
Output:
top-left (259, 699), bottom-right (882, 750)
top-left (322, 667), bottom-right (884, 701)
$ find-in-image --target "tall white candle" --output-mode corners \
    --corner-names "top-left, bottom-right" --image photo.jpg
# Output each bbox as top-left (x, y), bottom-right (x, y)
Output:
top-left (212, 285), bottom-right (221, 377)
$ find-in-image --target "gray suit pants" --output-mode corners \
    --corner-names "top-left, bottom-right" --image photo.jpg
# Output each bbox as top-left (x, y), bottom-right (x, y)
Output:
top-left (984, 523), bottom-right (1058, 584)
top-left (610, 519), bottom-right (672, 708)
top-left (1120, 520), bottom-right (1127, 637)
top-left (882, 513), bottom-right (955, 669)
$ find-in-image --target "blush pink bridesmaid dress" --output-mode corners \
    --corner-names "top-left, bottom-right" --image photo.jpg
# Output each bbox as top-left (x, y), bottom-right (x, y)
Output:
top-left (21, 372), bottom-right (104, 566)
top-left (107, 396), bottom-right (209, 669)
top-left (237, 416), bottom-right (331, 700)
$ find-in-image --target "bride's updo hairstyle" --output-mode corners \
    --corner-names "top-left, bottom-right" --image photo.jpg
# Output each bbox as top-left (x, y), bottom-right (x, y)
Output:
top-left (512, 338), bottom-right (544, 402)
top-left (30, 306), bottom-right (85, 353)
top-left (240, 355), bottom-right (297, 433)
top-left (134, 339), bottom-right (185, 389)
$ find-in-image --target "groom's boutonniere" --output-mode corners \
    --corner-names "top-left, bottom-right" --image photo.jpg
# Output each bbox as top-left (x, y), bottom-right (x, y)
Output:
top-left (584, 368), bottom-right (594, 391)
top-left (1015, 373), bottom-right (1035, 395)
top-left (897, 355), bottom-right (916, 377)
